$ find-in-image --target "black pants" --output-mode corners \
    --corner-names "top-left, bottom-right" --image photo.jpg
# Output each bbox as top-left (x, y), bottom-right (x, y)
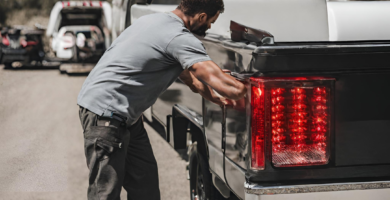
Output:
top-left (79, 107), bottom-right (160, 200)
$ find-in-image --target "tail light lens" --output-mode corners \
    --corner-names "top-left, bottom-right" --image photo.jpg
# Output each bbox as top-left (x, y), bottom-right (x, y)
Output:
top-left (251, 85), bottom-right (265, 170)
top-left (2, 37), bottom-right (9, 46)
top-left (250, 77), bottom-right (334, 169)
top-left (20, 39), bottom-right (27, 48)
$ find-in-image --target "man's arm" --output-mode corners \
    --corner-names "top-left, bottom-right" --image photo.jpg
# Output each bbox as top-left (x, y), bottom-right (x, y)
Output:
top-left (188, 61), bottom-right (246, 100)
top-left (167, 33), bottom-right (246, 100)
top-left (179, 69), bottom-right (202, 93)
top-left (179, 69), bottom-right (229, 106)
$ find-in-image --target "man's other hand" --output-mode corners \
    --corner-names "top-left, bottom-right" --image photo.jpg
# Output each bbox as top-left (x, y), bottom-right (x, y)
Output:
top-left (189, 61), bottom-right (247, 100)
top-left (179, 65), bottom-right (248, 108)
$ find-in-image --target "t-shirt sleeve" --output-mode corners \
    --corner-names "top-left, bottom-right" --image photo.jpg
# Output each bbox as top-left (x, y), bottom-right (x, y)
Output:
top-left (166, 33), bottom-right (211, 69)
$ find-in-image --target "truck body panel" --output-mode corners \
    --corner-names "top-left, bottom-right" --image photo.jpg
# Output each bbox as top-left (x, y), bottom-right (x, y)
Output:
top-left (204, 97), bottom-right (227, 181)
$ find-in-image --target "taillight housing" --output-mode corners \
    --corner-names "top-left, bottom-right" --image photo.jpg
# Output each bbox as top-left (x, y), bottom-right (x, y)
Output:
top-left (250, 77), bottom-right (334, 169)
top-left (2, 37), bottom-right (9, 46)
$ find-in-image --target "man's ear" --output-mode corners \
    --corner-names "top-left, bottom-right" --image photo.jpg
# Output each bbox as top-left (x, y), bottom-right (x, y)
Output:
top-left (198, 13), bottom-right (208, 23)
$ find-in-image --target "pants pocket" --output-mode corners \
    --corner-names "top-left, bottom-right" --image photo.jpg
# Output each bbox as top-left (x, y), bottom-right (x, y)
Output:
top-left (84, 126), bottom-right (123, 185)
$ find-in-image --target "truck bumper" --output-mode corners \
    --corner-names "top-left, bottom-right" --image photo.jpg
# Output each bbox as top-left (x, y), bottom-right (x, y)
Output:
top-left (245, 181), bottom-right (390, 200)
top-left (1, 48), bottom-right (27, 63)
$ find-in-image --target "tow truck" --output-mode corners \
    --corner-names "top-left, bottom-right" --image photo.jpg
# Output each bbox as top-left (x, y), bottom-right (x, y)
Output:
top-left (129, 0), bottom-right (390, 199)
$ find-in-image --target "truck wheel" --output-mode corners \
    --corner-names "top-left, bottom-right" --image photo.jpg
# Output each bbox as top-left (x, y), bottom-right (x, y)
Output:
top-left (189, 147), bottom-right (225, 200)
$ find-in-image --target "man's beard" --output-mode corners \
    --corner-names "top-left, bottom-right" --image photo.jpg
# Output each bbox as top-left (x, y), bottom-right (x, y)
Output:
top-left (192, 24), bottom-right (208, 37)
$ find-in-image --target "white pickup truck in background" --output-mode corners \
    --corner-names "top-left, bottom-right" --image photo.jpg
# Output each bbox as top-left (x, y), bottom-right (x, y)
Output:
top-left (46, 1), bottom-right (112, 63)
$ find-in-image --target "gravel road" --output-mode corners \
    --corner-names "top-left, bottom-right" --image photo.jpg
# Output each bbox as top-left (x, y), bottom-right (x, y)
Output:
top-left (0, 66), bottom-right (189, 200)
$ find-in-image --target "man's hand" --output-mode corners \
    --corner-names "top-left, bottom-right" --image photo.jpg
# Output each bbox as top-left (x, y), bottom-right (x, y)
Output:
top-left (179, 69), bottom-right (247, 107)
top-left (201, 84), bottom-right (230, 106)
top-left (189, 61), bottom-right (247, 100)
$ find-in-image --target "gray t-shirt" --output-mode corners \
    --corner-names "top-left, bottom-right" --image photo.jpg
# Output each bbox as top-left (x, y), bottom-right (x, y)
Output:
top-left (77, 12), bottom-right (211, 124)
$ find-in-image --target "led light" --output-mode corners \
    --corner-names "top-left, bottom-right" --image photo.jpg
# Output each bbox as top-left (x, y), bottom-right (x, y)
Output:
top-left (272, 121), bottom-right (284, 127)
top-left (290, 112), bottom-right (308, 119)
top-left (272, 105), bottom-right (285, 112)
top-left (272, 88), bottom-right (285, 95)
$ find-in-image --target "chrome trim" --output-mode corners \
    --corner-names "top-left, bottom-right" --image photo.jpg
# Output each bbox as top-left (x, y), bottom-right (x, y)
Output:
top-left (245, 181), bottom-right (390, 195)
top-left (257, 43), bottom-right (390, 50)
top-left (254, 43), bottom-right (390, 54)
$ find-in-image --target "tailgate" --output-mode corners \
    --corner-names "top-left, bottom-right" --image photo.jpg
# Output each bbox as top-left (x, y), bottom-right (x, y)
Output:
top-left (60, 6), bottom-right (103, 28)
top-left (248, 42), bottom-right (390, 183)
top-left (335, 72), bottom-right (390, 166)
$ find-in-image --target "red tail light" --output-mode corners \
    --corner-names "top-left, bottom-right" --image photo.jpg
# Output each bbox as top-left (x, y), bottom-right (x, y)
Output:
top-left (251, 77), bottom-right (334, 169)
top-left (2, 37), bottom-right (9, 46)
top-left (20, 39), bottom-right (27, 47)
top-left (251, 85), bottom-right (265, 170)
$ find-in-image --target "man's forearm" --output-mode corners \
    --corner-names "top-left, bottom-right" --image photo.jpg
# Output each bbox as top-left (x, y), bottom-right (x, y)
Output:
top-left (190, 61), bottom-right (247, 100)
top-left (179, 69), bottom-right (227, 106)
top-left (179, 69), bottom-right (203, 93)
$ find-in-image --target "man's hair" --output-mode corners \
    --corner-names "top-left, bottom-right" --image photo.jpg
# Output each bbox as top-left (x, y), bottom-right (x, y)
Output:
top-left (177, 0), bottom-right (224, 18)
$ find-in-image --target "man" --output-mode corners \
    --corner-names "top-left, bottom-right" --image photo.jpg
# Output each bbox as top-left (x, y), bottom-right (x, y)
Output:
top-left (77, 0), bottom-right (246, 199)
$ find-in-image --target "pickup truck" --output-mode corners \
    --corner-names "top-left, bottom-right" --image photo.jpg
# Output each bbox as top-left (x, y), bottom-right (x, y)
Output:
top-left (46, 1), bottom-right (112, 63)
top-left (130, 0), bottom-right (390, 199)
